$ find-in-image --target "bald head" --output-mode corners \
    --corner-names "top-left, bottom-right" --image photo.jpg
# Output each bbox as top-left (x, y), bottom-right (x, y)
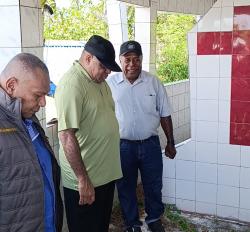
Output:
top-left (1, 53), bottom-right (49, 82)
top-left (0, 53), bottom-right (50, 118)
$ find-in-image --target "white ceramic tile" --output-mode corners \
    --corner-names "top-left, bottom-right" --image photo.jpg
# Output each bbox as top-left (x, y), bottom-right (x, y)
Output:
top-left (196, 182), bottom-right (217, 203)
top-left (217, 205), bottom-right (239, 220)
top-left (240, 167), bottom-right (250, 189)
top-left (172, 111), bottom-right (178, 129)
top-left (220, 55), bottom-right (232, 78)
top-left (190, 101), bottom-right (196, 122)
top-left (197, 78), bottom-right (219, 100)
top-left (234, 0), bottom-right (250, 6)
top-left (240, 188), bottom-right (250, 210)
top-left (107, 2), bottom-right (124, 24)
top-left (190, 24), bottom-right (198, 33)
top-left (213, 0), bottom-right (222, 7)
top-left (219, 101), bottom-right (230, 123)
top-left (176, 179), bottom-right (195, 201)
top-left (162, 178), bottom-right (175, 198)
top-left (196, 162), bottom-right (217, 184)
top-left (218, 122), bottom-right (230, 144)
top-left (167, 0), bottom-right (177, 11)
top-left (191, 120), bottom-right (196, 140)
top-left (198, 7), bottom-right (221, 32)
top-left (20, 0), bottom-right (39, 7)
top-left (135, 7), bottom-right (153, 23)
top-left (176, 140), bottom-right (195, 161)
top-left (190, 79), bottom-right (196, 99)
top-left (163, 157), bottom-right (176, 178)
top-left (176, 160), bottom-right (195, 181)
top-left (196, 202), bottom-right (217, 215)
top-left (188, 55), bottom-right (197, 78)
top-left (218, 144), bottom-right (241, 166)
top-left (196, 141), bottom-right (218, 163)
top-left (219, 78), bottom-right (231, 101)
top-left (184, 108), bottom-right (190, 125)
top-left (218, 165), bottom-right (240, 187)
top-left (172, 96), bottom-right (179, 113)
top-left (162, 196), bottom-right (175, 205)
top-left (0, 47), bottom-right (21, 71)
top-left (222, 0), bottom-right (233, 6)
top-left (241, 146), bottom-right (250, 168)
top-left (178, 94), bottom-right (185, 111)
top-left (141, 44), bottom-right (154, 64)
top-left (184, 92), bottom-right (190, 108)
top-left (0, 6), bottom-right (21, 47)
top-left (239, 208), bottom-right (250, 222)
top-left (176, 198), bottom-right (195, 212)
top-left (173, 82), bottom-right (186, 95)
top-left (21, 6), bottom-right (40, 47)
top-left (197, 55), bottom-right (220, 78)
top-left (22, 47), bottom-right (43, 60)
top-left (221, 7), bottom-right (234, 31)
top-left (217, 185), bottom-right (239, 207)
top-left (196, 100), bottom-right (218, 122)
top-left (185, 80), bottom-right (190, 92)
top-left (165, 84), bottom-right (173, 97)
top-left (109, 25), bottom-right (126, 44)
top-left (188, 33), bottom-right (197, 55)
top-left (0, 0), bottom-right (19, 5)
top-left (196, 121), bottom-right (218, 143)
top-left (135, 23), bottom-right (152, 43)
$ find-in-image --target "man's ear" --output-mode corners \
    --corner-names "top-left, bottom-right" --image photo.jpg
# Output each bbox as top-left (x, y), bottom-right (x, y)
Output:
top-left (5, 77), bottom-right (18, 97)
top-left (85, 53), bottom-right (93, 65)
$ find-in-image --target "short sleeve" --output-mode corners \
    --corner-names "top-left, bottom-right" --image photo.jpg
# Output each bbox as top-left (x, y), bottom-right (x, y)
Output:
top-left (55, 84), bottom-right (85, 132)
top-left (156, 79), bottom-right (172, 117)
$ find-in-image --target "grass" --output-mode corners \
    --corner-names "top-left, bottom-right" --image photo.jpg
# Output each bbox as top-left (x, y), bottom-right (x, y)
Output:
top-left (164, 204), bottom-right (196, 232)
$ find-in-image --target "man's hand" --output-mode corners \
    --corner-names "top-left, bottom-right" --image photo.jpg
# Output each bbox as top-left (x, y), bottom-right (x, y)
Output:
top-left (165, 143), bottom-right (176, 159)
top-left (78, 177), bottom-right (95, 205)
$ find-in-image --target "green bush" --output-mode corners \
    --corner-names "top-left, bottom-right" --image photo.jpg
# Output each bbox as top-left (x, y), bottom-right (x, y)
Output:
top-left (156, 13), bottom-right (196, 83)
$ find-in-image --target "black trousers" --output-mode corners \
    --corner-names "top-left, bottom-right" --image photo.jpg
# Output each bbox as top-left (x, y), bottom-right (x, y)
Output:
top-left (64, 181), bottom-right (115, 232)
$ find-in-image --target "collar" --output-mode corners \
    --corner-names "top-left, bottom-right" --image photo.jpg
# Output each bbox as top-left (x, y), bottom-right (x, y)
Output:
top-left (73, 60), bottom-right (93, 82)
top-left (0, 87), bottom-right (22, 117)
top-left (116, 71), bottom-right (147, 85)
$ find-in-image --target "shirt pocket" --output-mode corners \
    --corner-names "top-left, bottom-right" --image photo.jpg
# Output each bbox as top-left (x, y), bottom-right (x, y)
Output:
top-left (141, 94), bottom-right (157, 113)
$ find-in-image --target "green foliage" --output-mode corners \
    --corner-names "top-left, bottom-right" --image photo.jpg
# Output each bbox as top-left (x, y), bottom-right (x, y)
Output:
top-left (44, 0), bottom-right (108, 41)
top-left (156, 13), bottom-right (196, 83)
top-left (43, 1), bottom-right (196, 84)
top-left (165, 204), bottom-right (196, 232)
top-left (127, 6), bottom-right (135, 40)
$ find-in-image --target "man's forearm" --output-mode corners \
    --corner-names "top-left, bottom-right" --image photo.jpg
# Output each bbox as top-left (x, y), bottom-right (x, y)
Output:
top-left (58, 129), bottom-right (88, 181)
top-left (160, 116), bottom-right (175, 145)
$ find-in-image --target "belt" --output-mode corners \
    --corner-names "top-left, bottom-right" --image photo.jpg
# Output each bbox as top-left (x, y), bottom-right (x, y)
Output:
top-left (121, 136), bottom-right (156, 144)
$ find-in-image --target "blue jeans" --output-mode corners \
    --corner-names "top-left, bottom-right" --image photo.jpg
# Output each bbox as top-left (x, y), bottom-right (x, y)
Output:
top-left (116, 136), bottom-right (164, 227)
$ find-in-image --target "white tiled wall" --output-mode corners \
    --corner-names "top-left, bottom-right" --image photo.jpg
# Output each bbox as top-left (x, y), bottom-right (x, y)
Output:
top-left (159, 80), bottom-right (191, 146)
top-left (162, 0), bottom-right (250, 223)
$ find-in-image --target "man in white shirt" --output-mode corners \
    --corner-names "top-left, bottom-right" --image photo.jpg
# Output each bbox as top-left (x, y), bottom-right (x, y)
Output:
top-left (107, 41), bottom-right (176, 232)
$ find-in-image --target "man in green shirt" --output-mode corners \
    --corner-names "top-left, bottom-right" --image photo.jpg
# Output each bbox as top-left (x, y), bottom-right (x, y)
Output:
top-left (55, 35), bottom-right (122, 232)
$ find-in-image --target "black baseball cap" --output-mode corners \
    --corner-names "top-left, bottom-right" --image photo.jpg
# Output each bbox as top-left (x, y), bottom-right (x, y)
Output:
top-left (120, 40), bottom-right (142, 56)
top-left (84, 35), bottom-right (121, 72)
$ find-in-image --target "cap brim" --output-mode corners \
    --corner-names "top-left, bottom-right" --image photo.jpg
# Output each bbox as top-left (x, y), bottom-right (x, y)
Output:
top-left (99, 59), bottom-right (122, 72)
top-left (120, 49), bottom-right (142, 57)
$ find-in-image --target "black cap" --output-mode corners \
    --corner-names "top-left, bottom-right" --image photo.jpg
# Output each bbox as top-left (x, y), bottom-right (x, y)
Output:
top-left (84, 35), bottom-right (121, 72)
top-left (120, 40), bottom-right (142, 56)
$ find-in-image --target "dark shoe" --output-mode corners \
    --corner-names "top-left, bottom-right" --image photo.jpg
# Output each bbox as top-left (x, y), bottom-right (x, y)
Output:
top-left (148, 219), bottom-right (165, 232)
top-left (125, 226), bottom-right (142, 232)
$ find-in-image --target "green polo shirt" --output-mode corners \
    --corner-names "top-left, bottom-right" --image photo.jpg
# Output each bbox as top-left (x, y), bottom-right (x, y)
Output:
top-left (55, 61), bottom-right (122, 190)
